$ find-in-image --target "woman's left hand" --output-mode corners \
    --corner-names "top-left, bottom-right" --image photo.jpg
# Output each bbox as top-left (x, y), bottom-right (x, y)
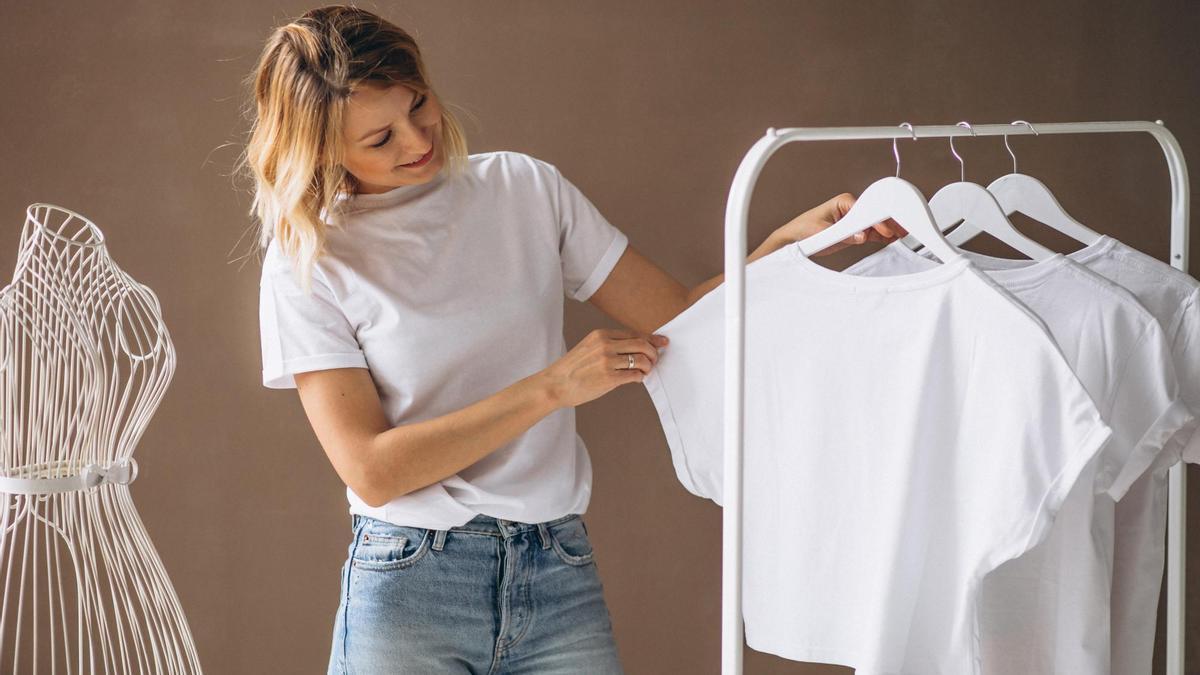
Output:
top-left (771, 192), bottom-right (908, 257)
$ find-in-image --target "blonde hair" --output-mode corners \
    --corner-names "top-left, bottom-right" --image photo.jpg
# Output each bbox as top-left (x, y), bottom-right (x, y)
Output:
top-left (236, 4), bottom-right (470, 293)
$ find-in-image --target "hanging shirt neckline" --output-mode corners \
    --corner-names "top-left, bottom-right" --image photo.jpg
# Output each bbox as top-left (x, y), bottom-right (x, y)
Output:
top-left (788, 238), bottom-right (972, 292)
top-left (888, 239), bottom-right (1071, 291)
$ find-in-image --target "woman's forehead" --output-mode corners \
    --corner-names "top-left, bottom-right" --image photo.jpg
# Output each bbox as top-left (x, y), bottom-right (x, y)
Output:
top-left (344, 84), bottom-right (414, 136)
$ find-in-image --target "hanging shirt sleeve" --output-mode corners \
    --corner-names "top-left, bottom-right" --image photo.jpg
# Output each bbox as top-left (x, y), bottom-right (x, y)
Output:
top-left (1171, 289), bottom-right (1200, 464)
top-left (1094, 318), bottom-right (1195, 501)
top-left (961, 298), bottom-right (1115, 564)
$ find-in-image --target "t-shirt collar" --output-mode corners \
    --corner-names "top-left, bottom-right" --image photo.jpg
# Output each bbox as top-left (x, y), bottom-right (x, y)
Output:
top-left (888, 238), bottom-right (1070, 289)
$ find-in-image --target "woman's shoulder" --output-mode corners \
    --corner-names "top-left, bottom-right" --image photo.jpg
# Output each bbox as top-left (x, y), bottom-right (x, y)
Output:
top-left (459, 151), bottom-right (562, 205)
top-left (467, 150), bottom-right (560, 183)
top-left (259, 235), bottom-right (336, 282)
top-left (258, 236), bottom-right (304, 282)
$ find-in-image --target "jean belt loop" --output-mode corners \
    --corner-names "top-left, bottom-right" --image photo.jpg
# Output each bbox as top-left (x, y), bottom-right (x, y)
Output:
top-left (536, 522), bottom-right (551, 550)
top-left (432, 528), bottom-right (447, 551)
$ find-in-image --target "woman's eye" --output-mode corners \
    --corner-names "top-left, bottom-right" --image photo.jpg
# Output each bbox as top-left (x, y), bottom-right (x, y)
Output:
top-left (369, 97), bottom-right (426, 149)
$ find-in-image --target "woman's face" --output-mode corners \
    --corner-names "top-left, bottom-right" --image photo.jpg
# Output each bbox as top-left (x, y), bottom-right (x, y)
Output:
top-left (341, 83), bottom-right (445, 194)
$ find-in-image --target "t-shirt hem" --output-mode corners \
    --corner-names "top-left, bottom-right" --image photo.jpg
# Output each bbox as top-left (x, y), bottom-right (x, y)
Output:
top-left (744, 633), bottom-right (933, 675)
top-left (641, 367), bottom-right (713, 502)
top-left (356, 505), bottom-right (478, 531)
top-left (1106, 397), bottom-right (1196, 501)
top-left (262, 352), bottom-right (369, 389)
top-left (350, 503), bottom-right (590, 531)
top-left (571, 231), bottom-right (629, 302)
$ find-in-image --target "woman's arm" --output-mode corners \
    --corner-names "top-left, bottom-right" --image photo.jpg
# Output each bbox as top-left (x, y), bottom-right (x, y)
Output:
top-left (294, 366), bottom-right (558, 507)
top-left (589, 193), bottom-right (904, 332)
top-left (293, 328), bottom-right (661, 507)
top-left (586, 236), bottom-right (787, 335)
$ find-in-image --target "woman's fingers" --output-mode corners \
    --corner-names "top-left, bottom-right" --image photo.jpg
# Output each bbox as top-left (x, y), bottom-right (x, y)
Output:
top-left (606, 329), bottom-right (667, 368)
top-left (612, 339), bottom-right (663, 367)
top-left (875, 217), bottom-right (907, 239)
top-left (828, 192), bottom-right (856, 221)
top-left (609, 329), bottom-right (668, 348)
top-left (824, 196), bottom-right (905, 244)
top-left (611, 352), bottom-right (652, 373)
top-left (860, 218), bottom-right (904, 241)
top-left (606, 327), bottom-right (665, 343)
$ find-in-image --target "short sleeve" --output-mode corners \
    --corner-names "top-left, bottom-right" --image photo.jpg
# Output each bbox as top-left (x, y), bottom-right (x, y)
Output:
top-left (259, 247), bottom-right (368, 389)
top-left (550, 164), bottom-right (629, 302)
top-left (965, 300), bottom-right (1114, 562)
top-left (1172, 290), bottom-right (1200, 463)
top-left (1094, 319), bottom-right (1195, 500)
top-left (641, 284), bottom-right (725, 502)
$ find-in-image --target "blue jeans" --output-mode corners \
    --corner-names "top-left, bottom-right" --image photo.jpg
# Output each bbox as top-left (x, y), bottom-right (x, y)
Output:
top-left (327, 512), bottom-right (624, 674)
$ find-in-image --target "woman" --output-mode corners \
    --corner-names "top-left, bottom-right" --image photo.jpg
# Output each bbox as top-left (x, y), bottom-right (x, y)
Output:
top-left (240, 6), bottom-right (902, 673)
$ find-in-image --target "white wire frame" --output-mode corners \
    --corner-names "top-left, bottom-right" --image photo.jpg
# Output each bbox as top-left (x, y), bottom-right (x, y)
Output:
top-left (0, 204), bottom-right (201, 674)
top-left (721, 120), bottom-right (1191, 675)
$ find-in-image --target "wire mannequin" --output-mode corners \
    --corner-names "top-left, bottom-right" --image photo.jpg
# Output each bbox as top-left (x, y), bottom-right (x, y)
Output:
top-left (0, 204), bottom-right (201, 673)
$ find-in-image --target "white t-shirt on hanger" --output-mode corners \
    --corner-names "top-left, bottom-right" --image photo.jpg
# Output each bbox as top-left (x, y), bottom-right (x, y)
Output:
top-left (259, 151), bottom-right (629, 529)
top-left (641, 241), bottom-right (1114, 675)
top-left (1063, 238), bottom-right (1200, 675)
top-left (844, 240), bottom-right (1193, 675)
top-left (904, 235), bottom-right (1200, 675)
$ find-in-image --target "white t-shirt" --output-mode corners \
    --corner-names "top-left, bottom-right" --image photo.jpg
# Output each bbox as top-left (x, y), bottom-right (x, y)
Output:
top-left (258, 150), bottom-right (629, 529)
top-left (641, 241), bottom-right (1113, 674)
top-left (885, 235), bottom-right (1200, 675)
top-left (974, 234), bottom-right (1200, 675)
top-left (844, 240), bottom-right (1193, 674)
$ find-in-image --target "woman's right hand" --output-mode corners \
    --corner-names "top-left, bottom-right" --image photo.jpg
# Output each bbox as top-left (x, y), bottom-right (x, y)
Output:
top-left (542, 328), bottom-right (669, 408)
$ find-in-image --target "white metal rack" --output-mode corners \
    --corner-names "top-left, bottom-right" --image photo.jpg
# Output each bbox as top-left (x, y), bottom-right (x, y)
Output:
top-left (720, 121), bottom-right (1191, 675)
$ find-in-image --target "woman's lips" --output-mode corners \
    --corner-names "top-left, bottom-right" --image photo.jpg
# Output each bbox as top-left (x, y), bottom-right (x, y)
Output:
top-left (400, 146), bottom-right (433, 168)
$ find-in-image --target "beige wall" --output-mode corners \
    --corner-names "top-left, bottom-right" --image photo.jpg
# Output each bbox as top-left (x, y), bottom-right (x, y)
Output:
top-left (2, 1), bottom-right (1198, 672)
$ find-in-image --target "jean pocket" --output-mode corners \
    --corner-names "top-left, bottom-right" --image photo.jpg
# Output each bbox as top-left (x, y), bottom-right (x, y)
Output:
top-left (548, 516), bottom-right (595, 566)
top-left (351, 519), bottom-right (432, 571)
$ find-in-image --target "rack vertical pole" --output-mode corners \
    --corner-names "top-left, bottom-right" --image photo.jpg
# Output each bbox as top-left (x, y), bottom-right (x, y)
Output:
top-left (1153, 118), bottom-right (1191, 675)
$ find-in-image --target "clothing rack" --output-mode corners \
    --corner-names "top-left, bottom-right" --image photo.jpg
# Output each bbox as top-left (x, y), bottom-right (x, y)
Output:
top-left (720, 121), bottom-right (1191, 675)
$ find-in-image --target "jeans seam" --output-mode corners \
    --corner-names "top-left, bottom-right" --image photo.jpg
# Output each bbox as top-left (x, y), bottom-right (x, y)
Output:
top-left (489, 537), bottom-right (515, 675)
top-left (342, 517), bottom-right (367, 674)
top-left (505, 549), bottom-right (536, 649)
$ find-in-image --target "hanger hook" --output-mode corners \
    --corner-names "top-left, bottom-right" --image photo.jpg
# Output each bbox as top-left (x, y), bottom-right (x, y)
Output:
top-left (949, 121), bottom-right (975, 182)
top-left (893, 122), bottom-right (916, 177)
top-left (1005, 120), bottom-right (1038, 174)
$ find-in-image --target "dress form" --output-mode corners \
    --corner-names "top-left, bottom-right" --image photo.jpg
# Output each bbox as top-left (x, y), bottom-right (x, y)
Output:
top-left (0, 204), bottom-right (201, 673)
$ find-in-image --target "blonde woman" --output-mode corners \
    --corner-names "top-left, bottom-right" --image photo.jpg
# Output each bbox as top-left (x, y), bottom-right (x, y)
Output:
top-left (240, 6), bottom-right (902, 673)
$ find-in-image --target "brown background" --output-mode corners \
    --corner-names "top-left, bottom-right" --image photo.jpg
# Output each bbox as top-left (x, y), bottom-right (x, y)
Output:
top-left (2, 1), bottom-right (1199, 673)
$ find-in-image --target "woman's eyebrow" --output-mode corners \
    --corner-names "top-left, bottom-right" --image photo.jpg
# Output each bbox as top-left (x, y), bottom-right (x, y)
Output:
top-left (357, 124), bottom-right (390, 142)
